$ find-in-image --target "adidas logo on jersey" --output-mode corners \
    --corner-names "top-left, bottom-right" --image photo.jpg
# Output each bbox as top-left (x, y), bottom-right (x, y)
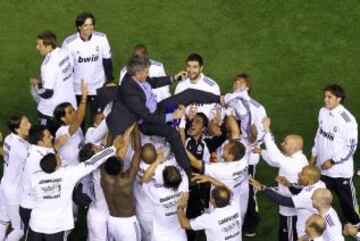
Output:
top-left (78, 55), bottom-right (99, 63)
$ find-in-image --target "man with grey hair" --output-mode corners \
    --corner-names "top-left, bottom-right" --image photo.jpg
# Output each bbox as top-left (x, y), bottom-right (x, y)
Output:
top-left (105, 55), bottom-right (224, 176)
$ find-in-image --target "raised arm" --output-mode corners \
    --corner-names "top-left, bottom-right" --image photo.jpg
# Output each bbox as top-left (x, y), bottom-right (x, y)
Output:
top-left (69, 80), bottom-right (88, 135)
top-left (185, 149), bottom-right (203, 171)
top-left (125, 124), bottom-right (143, 180)
top-left (141, 149), bottom-right (164, 184)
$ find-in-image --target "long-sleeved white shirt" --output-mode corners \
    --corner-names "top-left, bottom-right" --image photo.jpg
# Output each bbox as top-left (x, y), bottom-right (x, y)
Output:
top-left (29, 146), bottom-right (116, 234)
top-left (261, 133), bottom-right (308, 216)
top-left (311, 105), bottom-right (358, 178)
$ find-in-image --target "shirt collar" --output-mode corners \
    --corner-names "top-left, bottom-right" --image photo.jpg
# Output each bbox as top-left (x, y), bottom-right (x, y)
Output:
top-left (31, 144), bottom-right (54, 153)
top-left (78, 32), bottom-right (92, 42)
top-left (328, 104), bottom-right (343, 115)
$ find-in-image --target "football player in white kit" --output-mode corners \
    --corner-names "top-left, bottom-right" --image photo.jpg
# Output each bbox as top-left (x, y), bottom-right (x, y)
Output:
top-left (177, 175), bottom-right (242, 241)
top-left (53, 80), bottom-right (88, 166)
top-left (25, 134), bottom-right (126, 241)
top-left (310, 84), bottom-right (359, 226)
top-left (250, 166), bottom-right (326, 237)
top-left (30, 31), bottom-right (77, 135)
top-left (0, 114), bottom-right (31, 241)
top-left (62, 12), bottom-right (114, 124)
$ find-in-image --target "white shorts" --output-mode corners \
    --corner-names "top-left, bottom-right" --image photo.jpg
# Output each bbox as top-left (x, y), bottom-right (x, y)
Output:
top-left (108, 215), bottom-right (141, 241)
top-left (135, 209), bottom-right (153, 241)
top-left (87, 206), bottom-right (109, 241)
top-left (0, 185), bottom-right (21, 229)
top-left (239, 179), bottom-right (249, 223)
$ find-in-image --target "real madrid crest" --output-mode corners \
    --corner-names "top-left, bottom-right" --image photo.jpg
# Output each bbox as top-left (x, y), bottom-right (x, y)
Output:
top-left (95, 46), bottom-right (100, 52)
top-left (333, 126), bottom-right (338, 133)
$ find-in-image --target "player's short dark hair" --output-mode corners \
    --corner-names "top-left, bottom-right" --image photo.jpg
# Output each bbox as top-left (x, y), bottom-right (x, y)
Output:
top-left (186, 53), bottom-right (203, 67)
top-left (234, 73), bottom-right (252, 93)
top-left (195, 112), bottom-right (209, 129)
top-left (324, 84), bottom-right (345, 103)
top-left (163, 166), bottom-right (182, 191)
top-left (79, 143), bottom-right (95, 163)
top-left (53, 102), bottom-right (72, 125)
top-left (28, 125), bottom-right (47, 145)
top-left (141, 143), bottom-right (157, 164)
top-left (133, 44), bottom-right (148, 57)
top-left (104, 156), bottom-right (123, 176)
top-left (37, 31), bottom-right (57, 49)
top-left (228, 140), bottom-right (246, 161)
top-left (126, 55), bottom-right (151, 76)
top-left (75, 12), bottom-right (96, 31)
top-left (211, 186), bottom-right (231, 208)
top-left (8, 114), bottom-right (24, 134)
top-left (40, 153), bottom-right (58, 173)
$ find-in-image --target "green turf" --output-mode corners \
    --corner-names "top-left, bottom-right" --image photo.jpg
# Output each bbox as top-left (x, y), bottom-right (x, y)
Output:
top-left (0, 1), bottom-right (359, 240)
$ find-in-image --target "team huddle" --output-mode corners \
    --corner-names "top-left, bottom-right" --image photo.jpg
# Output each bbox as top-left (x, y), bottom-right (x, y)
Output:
top-left (0, 11), bottom-right (359, 241)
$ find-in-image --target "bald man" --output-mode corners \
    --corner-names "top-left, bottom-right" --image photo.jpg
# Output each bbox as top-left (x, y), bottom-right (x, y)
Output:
top-left (311, 188), bottom-right (344, 241)
top-left (250, 165), bottom-right (326, 237)
top-left (253, 117), bottom-right (308, 241)
top-left (303, 214), bottom-right (326, 241)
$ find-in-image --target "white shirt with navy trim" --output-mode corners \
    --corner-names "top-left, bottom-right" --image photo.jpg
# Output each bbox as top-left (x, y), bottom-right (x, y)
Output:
top-left (292, 181), bottom-right (326, 237)
top-left (322, 207), bottom-right (344, 241)
top-left (62, 32), bottom-right (112, 95)
top-left (311, 105), bottom-right (358, 178)
top-left (38, 47), bottom-right (77, 116)
top-left (175, 73), bottom-right (220, 122)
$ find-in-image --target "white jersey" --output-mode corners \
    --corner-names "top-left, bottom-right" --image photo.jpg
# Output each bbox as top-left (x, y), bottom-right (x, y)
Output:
top-left (62, 32), bottom-right (112, 95)
top-left (312, 105), bottom-right (358, 178)
top-left (29, 146), bottom-right (116, 234)
top-left (20, 145), bottom-right (54, 209)
top-left (134, 161), bottom-right (153, 216)
top-left (37, 47), bottom-right (77, 116)
top-left (145, 169), bottom-right (188, 241)
top-left (204, 157), bottom-right (248, 201)
top-left (190, 200), bottom-right (242, 241)
top-left (85, 120), bottom-right (108, 145)
top-left (175, 73), bottom-right (220, 121)
top-left (1, 133), bottom-right (29, 205)
top-left (261, 133), bottom-right (308, 216)
top-left (120, 59), bottom-right (170, 101)
top-left (292, 181), bottom-right (326, 237)
top-left (224, 91), bottom-right (267, 144)
top-left (322, 207), bottom-right (344, 241)
top-left (55, 125), bottom-right (84, 166)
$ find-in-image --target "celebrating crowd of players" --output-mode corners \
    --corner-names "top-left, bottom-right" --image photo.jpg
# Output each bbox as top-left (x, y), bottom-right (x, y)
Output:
top-left (0, 11), bottom-right (359, 241)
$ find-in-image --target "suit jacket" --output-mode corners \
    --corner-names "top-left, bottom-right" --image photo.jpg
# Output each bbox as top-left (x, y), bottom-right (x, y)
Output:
top-left (103, 73), bottom-right (172, 135)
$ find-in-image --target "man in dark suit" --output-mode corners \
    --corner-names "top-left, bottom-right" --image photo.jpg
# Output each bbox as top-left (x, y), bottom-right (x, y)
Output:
top-left (104, 55), bottom-right (223, 175)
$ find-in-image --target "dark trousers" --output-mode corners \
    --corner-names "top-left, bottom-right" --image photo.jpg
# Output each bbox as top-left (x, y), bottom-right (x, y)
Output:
top-left (25, 228), bottom-right (67, 241)
top-left (243, 165), bottom-right (260, 232)
top-left (38, 112), bottom-right (58, 136)
top-left (321, 175), bottom-right (360, 225)
top-left (76, 95), bottom-right (100, 130)
top-left (185, 183), bottom-right (210, 241)
top-left (19, 206), bottom-right (32, 236)
top-left (141, 89), bottom-right (220, 174)
top-left (279, 214), bottom-right (297, 241)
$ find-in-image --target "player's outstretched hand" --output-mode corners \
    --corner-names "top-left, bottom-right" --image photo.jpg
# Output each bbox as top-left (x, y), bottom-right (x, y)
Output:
top-left (29, 78), bottom-right (40, 87)
top-left (275, 176), bottom-right (291, 187)
top-left (173, 105), bottom-right (185, 119)
top-left (343, 223), bottom-right (358, 237)
top-left (174, 71), bottom-right (187, 81)
top-left (249, 177), bottom-right (263, 191)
